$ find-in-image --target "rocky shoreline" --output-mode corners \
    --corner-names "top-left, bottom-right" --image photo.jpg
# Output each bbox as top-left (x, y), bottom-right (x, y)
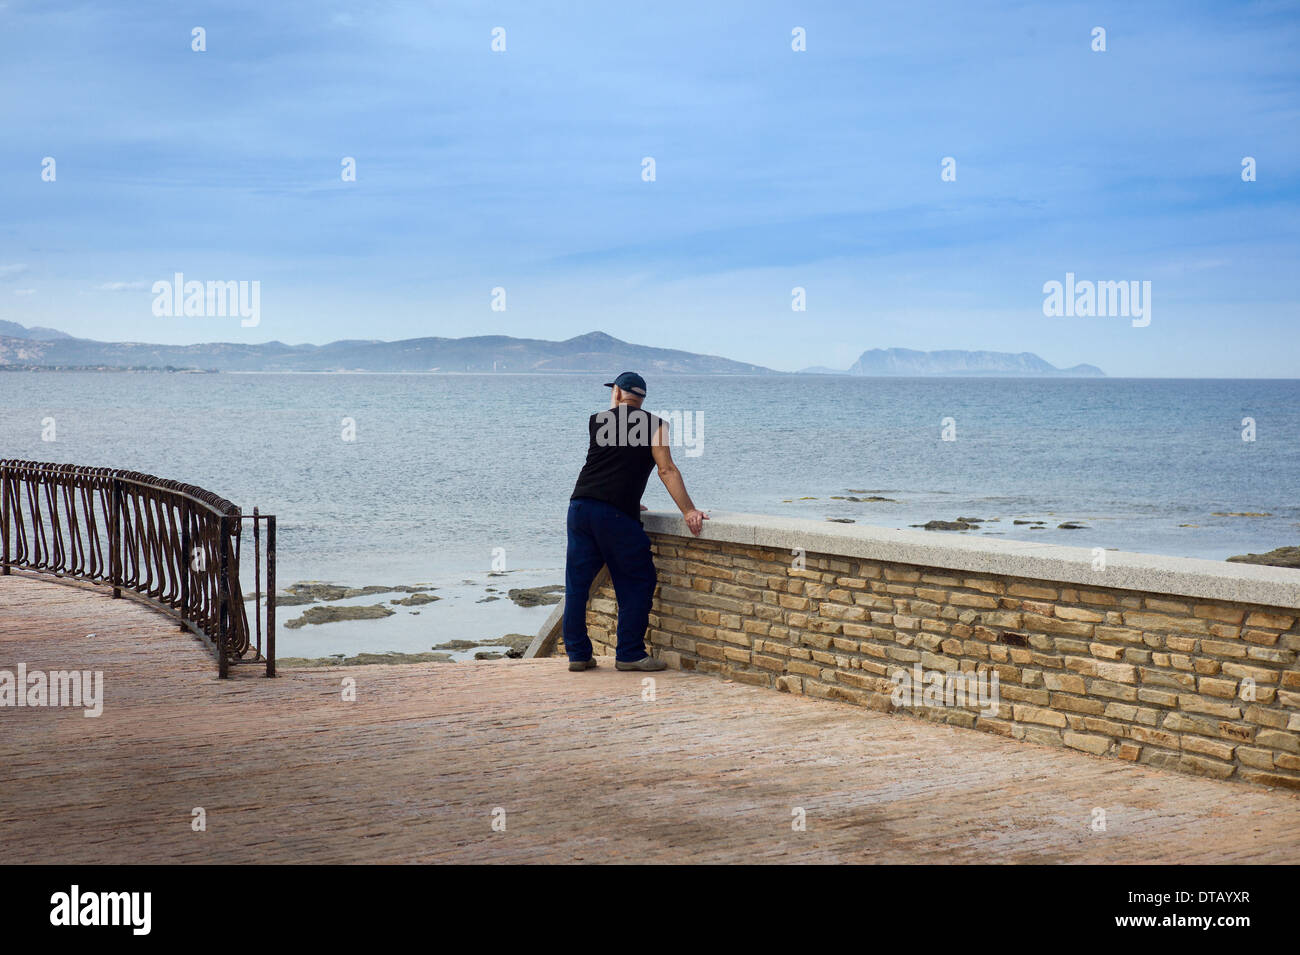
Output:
top-left (278, 633), bottom-right (535, 668)
top-left (261, 573), bottom-right (562, 666)
top-left (901, 515), bottom-right (1298, 566)
top-left (795, 490), bottom-right (1299, 568)
top-left (903, 516), bottom-right (1090, 531)
top-left (254, 579), bottom-right (564, 629)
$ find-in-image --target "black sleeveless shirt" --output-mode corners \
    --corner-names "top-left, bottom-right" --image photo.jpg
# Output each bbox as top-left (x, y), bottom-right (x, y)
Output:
top-left (571, 405), bottom-right (664, 519)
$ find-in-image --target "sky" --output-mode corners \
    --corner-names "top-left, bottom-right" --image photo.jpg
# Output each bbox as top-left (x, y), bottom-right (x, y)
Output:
top-left (0, 0), bottom-right (1297, 376)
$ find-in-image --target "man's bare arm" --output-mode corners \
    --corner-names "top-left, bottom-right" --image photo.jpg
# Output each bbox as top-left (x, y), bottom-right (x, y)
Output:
top-left (651, 424), bottom-right (708, 535)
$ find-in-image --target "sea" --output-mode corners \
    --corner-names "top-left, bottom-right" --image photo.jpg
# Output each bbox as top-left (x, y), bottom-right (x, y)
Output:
top-left (2, 372), bottom-right (1296, 658)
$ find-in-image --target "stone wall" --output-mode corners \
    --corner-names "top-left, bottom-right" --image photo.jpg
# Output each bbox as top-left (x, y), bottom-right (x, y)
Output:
top-left (553, 512), bottom-right (1300, 789)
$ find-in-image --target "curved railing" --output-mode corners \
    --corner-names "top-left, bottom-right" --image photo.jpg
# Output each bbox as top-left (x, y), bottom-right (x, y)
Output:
top-left (0, 460), bottom-right (276, 677)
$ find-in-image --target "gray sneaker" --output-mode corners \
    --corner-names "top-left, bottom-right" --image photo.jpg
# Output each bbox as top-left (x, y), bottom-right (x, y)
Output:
top-left (615, 656), bottom-right (667, 672)
top-left (568, 658), bottom-right (598, 671)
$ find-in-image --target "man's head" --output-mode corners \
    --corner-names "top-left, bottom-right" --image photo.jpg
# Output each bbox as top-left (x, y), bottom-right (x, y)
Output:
top-left (604, 371), bottom-right (647, 407)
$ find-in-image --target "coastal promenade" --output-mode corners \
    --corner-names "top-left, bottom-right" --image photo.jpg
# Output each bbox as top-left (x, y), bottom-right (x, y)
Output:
top-left (3, 572), bottom-right (1298, 864)
top-left (553, 512), bottom-right (1300, 789)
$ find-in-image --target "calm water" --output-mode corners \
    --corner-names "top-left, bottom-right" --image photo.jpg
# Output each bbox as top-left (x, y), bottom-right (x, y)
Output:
top-left (3, 372), bottom-right (1297, 653)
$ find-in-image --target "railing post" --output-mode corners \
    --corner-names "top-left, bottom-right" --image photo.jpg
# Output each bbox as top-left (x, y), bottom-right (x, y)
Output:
top-left (218, 512), bottom-right (230, 679)
top-left (266, 515), bottom-right (276, 677)
top-left (179, 499), bottom-right (190, 632)
top-left (110, 477), bottom-right (122, 598)
top-left (253, 507), bottom-right (262, 659)
top-left (2, 463), bottom-right (10, 576)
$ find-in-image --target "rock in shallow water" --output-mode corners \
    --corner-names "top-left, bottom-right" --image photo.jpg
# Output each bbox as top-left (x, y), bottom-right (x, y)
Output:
top-left (436, 640), bottom-right (482, 650)
top-left (507, 585), bottom-right (564, 607)
top-left (278, 651), bottom-right (454, 667)
top-left (495, 633), bottom-right (533, 655)
top-left (283, 604), bottom-right (395, 629)
top-left (291, 582), bottom-right (434, 600)
top-left (1227, 546), bottom-right (1300, 569)
top-left (251, 581), bottom-right (436, 605)
top-left (433, 634), bottom-right (533, 655)
top-left (391, 593), bottom-right (440, 606)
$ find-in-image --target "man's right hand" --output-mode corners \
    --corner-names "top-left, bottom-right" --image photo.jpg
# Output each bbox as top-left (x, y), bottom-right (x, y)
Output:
top-left (684, 509), bottom-right (709, 536)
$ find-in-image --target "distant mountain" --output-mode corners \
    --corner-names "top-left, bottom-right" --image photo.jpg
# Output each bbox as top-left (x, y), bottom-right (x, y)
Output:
top-left (802, 348), bottom-right (1104, 377)
top-left (0, 323), bottom-right (1106, 377)
top-left (0, 326), bottom-right (775, 375)
top-left (0, 320), bottom-right (73, 342)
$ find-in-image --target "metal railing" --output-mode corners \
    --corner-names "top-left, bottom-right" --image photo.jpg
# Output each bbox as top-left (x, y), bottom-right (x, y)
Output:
top-left (0, 460), bottom-right (276, 678)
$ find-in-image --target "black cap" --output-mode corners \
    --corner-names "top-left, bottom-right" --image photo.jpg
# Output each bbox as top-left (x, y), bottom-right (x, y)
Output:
top-left (603, 371), bottom-right (647, 397)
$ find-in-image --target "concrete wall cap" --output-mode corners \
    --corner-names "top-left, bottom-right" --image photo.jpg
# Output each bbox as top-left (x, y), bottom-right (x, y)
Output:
top-left (642, 510), bottom-right (1300, 610)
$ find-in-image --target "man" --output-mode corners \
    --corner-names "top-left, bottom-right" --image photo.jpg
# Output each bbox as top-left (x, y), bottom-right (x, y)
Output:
top-left (564, 372), bottom-right (708, 672)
